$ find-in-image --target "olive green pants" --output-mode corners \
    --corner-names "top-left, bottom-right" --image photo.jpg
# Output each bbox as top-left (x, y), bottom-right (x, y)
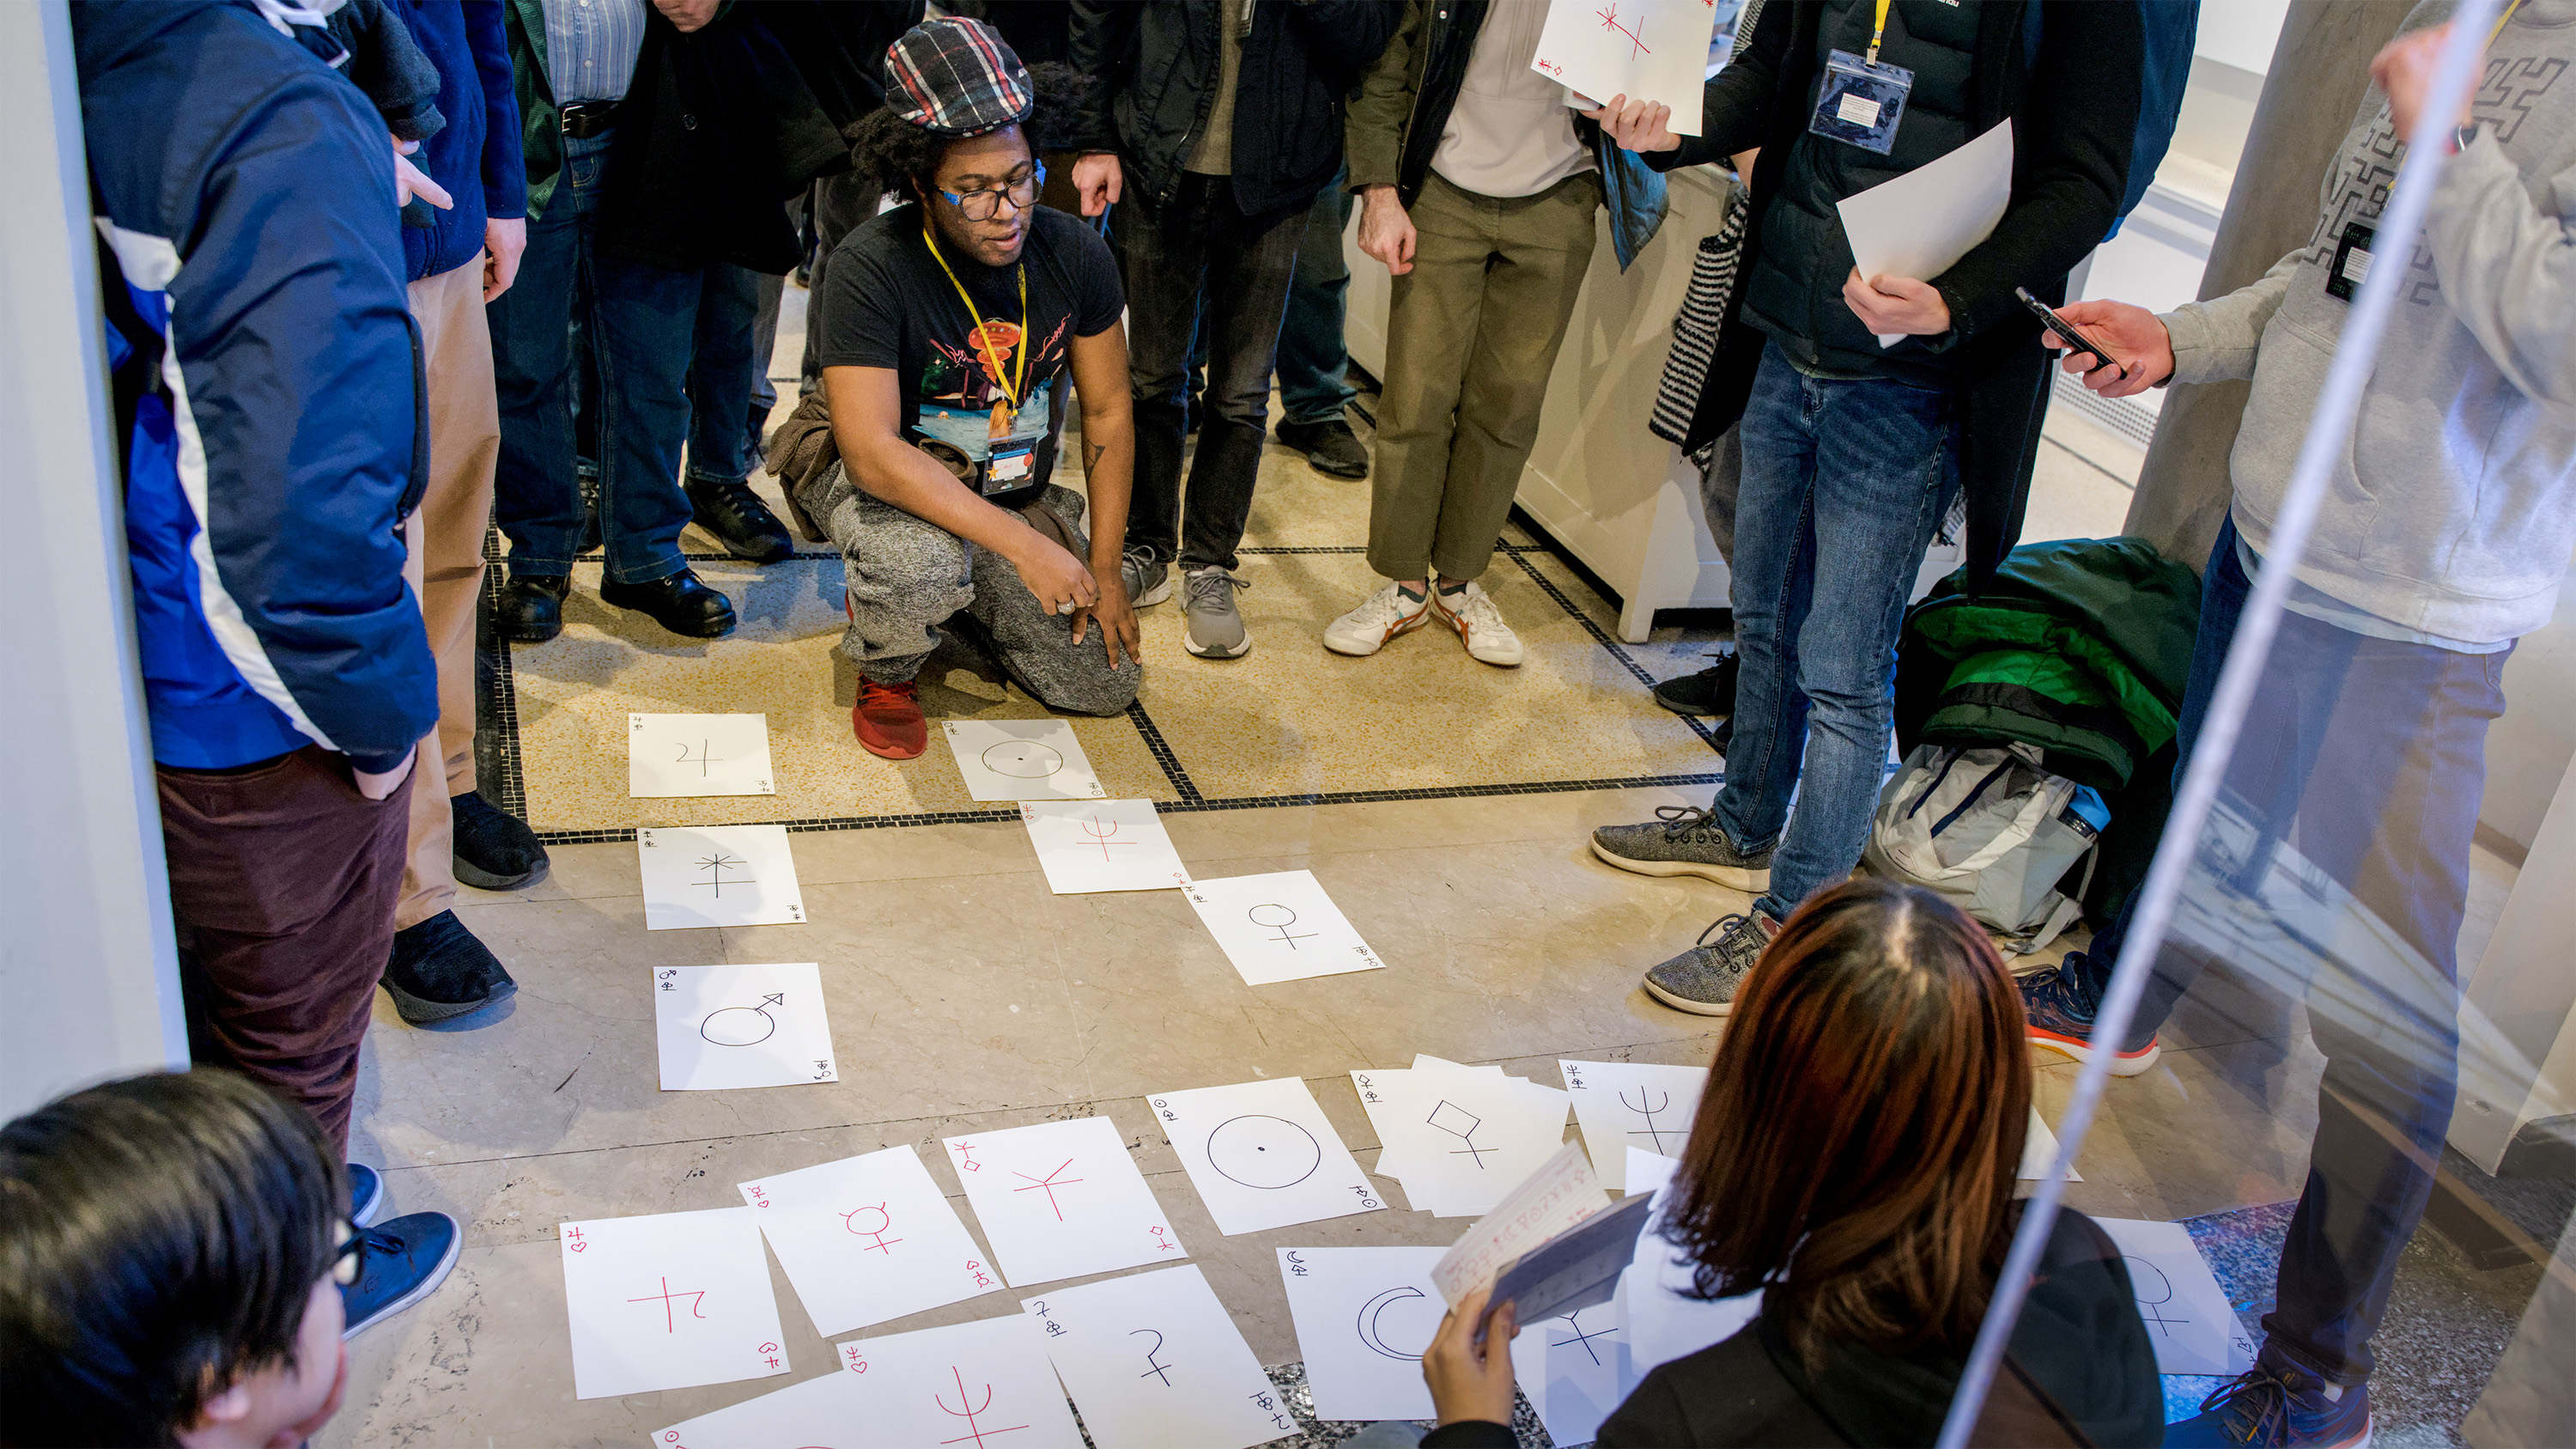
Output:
top-left (1369, 169), bottom-right (1601, 582)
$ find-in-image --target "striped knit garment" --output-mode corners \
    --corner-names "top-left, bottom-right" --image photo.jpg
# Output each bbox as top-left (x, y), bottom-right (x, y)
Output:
top-left (1649, 0), bottom-right (1766, 447)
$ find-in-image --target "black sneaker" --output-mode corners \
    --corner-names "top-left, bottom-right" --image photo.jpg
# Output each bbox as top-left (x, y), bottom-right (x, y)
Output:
top-left (451, 790), bottom-right (549, 891)
top-left (1652, 651), bottom-right (1738, 717)
top-left (349, 1161), bottom-right (386, 1227)
top-left (1275, 417), bottom-right (1370, 479)
top-left (684, 475), bottom-right (794, 564)
top-left (382, 911), bottom-right (517, 1026)
top-left (341, 1212), bottom-right (461, 1341)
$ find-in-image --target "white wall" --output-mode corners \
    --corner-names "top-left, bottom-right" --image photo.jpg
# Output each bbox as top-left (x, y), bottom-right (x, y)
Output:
top-left (0, 0), bottom-right (188, 1120)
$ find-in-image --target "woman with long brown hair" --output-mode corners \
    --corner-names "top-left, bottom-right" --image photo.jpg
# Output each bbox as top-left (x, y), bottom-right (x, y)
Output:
top-left (1412, 880), bottom-right (2162, 1447)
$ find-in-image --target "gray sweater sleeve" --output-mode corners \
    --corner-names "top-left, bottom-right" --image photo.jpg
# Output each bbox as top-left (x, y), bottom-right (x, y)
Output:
top-left (2423, 129), bottom-right (2576, 418)
top-left (2158, 250), bottom-right (2302, 387)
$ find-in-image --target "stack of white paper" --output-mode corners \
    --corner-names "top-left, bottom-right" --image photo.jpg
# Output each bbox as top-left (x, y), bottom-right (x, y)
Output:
top-left (1559, 1059), bottom-right (1708, 1191)
top-left (1351, 1057), bottom-right (1573, 1217)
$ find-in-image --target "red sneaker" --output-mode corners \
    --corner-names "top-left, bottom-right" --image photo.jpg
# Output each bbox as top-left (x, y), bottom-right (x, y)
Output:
top-left (852, 678), bottom-right (927, 759)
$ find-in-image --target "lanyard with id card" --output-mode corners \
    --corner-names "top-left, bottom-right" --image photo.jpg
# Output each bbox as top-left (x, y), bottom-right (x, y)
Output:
top-left (1811, 0), bottom-right (1912, 155)
top-left (925, 222), bottom-right (1039, 495)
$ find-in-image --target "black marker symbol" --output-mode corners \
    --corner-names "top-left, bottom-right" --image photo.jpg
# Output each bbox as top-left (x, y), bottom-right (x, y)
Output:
top-left (701, 993), bottom-right (783, 1047)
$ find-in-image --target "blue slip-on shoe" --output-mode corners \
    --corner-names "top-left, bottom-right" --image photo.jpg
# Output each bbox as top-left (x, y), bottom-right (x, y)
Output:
top-left (341, 1211), bottom-right (461, 1341)
top-left (348, 1162), bottom-right (385, 1227)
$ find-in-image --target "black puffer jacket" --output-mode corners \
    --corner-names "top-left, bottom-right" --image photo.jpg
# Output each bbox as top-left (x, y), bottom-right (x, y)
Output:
top-left (1067, 0), bottom-right (1397, 220)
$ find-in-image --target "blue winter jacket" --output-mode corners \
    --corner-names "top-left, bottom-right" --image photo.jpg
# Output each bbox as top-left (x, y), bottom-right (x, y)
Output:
top-left (394, 0), bottom-right (527, 282)
top-left (77, 0), bottom-right (437, 776)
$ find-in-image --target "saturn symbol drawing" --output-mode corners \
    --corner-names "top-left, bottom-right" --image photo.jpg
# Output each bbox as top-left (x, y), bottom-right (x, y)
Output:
top-left (700, 993), bottom-right (783, 1047)
top-left (981, 740), bottom-right (1066, 779)
top-left (1205, 1114), bottom-right (1324, 1190)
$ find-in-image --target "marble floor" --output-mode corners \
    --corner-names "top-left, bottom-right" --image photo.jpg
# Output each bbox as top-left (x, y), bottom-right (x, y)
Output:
top-left (330, 295), bottom-right (2548, 1446)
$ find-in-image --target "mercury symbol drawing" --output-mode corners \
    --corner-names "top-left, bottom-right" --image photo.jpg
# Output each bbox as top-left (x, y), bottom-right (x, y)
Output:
top-left (839, 1202), bottom-right (902, 1255)
top-left (626, 1275), bottom-right (710, 1334)
top-left (1132, 1328), bottom-right (1175, 1385)
top-left (699, 994), bottom-right (783, 1047)
top-left (1205, 1114), bottom-right (1324, 1190)
top-left (1425, 1100), bottom-right (1494, 1166)
top-left (1011, 1159), bottom-right (1084, 1221)
top-left (1357, 1286), bottom-right (1433, 1361)
top-left (694, 849), bottom-right (755, 897)
top-left (1620, 1087), bottom-right (1683, 1153)
top-left (981, 740), bottom-right (1066, 779)
top-left (1078, 817), bottom-right (1134, 864)
top-left (1246, 904), bottom-right (1317, 949)
top-left (934, 1366), bottom-right (1028, 1448)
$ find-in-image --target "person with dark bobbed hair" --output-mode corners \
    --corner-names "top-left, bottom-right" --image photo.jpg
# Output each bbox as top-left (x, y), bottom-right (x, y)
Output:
top-left (1394, 881), bottom-right (2163, 1449)
top-left (0, 1070), bottom-right (458, 1447)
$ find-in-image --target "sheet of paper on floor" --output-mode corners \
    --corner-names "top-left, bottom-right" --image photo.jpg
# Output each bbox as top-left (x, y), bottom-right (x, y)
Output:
top-left (943, 717), bottom-right (1106, 801)
top-left (652, 962), bottom-right (835, 1091)
top-left (2019, 1106), bottom-right (2081, 1181)
top-left (1431, 1141), bottom-right (1606, 1304)
top-left (653, 1367), bottom-right (866, 1447)
top-left (1625, 1147), bottom-right (1680, 1197)
top-left (1181, 870), bottom-right (1387, 984)
top-left (737, 1144), bottom-right (1002, 1337)
top-left (1018, 798), bottom-right (1191, 894)
top-left (1838, 119), bottom-right (2013, 344)
top-left (1276, 1245), bottom-right (1449, 1422)
top-left (943, 1115), bottom-right (1188, 1287)
top-left (1353, 1064), bottom-right (1573, 1216)
top-left (831, 1312), bottom-right (1084, 1449)
top-left (1022, 1265), bottom-right (1293, 1449)
top-left (1560, 1059), bottom-right (1708, 1191)
top-left (637, 824), bottom-right (806, 929)
top-left (1528, 0), bottom-right (1718, 133)
top-left (1364, 1062), bottom-right (1546, 1213)
top-left (2092, 1217), bottom-right (2258, 1377)
top-left (1619, 1172), bottom-right (1760, 1382)
top-left (557, 1206), bottom-right (789, 1400)
top-left (1149, 1076), bottom-right (1384, 1235)
top-left (1512, 1295), bottom-right (1631, 1448)
top-left (629, 712), bottom-right (776, 797)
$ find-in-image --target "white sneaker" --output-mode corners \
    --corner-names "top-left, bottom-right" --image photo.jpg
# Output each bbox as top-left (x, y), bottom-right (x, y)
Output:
top-left (1432, 580), bottom-right (1524, 667)
top-left (1322, 581), bottom-right (1433, 657)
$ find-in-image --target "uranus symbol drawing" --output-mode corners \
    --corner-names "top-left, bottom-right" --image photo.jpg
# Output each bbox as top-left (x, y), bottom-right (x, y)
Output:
top-left (701, 993), bottom-right (784, 1047)
top-left (1358, 1286), bottom-right (1434, 1361)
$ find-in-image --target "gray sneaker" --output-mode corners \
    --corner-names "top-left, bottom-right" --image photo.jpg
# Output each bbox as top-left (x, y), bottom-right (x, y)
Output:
top-left (1590, 806), bottom-right (1774, 891)
top-left (1181, 565), bottom-right (1251, 658)
top-left (1643, 912), bottom-right (1779, 1017)
top-left (1121, 547), bottom-right (1173, 607)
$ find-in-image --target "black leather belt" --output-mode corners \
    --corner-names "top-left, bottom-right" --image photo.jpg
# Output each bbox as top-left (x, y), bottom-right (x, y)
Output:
top-left (558, 100), bottom-right (617, 139)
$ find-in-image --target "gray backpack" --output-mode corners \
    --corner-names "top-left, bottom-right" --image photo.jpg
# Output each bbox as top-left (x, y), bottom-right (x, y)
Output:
top-left (1862, 744), bottom-right (2110, 956)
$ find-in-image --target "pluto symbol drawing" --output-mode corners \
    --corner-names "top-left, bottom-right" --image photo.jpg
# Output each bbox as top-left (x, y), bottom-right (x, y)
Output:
top-left (981, 740), bottom-right (1066, 779)
top-left (1204, 1114), bottom-right (1323, 1190)
top-left (1356, 1286), bottom-right (1436, 1361)
top-left (700, 993), bottom-right (784, 1047)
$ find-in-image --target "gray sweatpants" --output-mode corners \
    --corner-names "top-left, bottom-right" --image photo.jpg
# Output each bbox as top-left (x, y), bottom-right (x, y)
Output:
top-left (803, 465), bottom-right (1142, 716)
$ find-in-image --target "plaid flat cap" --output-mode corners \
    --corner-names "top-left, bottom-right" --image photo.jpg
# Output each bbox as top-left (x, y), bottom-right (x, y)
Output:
top-left (884, 16), bottom-right (1034, 138)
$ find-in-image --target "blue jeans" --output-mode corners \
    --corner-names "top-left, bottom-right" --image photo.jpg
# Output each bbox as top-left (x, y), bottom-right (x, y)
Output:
top-left (489, 130), bottom-right (701, 584)
top-left (687, 262), bottom-right (763, 486)
top-left (1277, 167), bottom-right (1356, 425)
top-left (1715, 341), bottom-right (1961, 922)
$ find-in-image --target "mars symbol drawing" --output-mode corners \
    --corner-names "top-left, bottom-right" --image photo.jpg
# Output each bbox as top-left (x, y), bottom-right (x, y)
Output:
top-left (1205, 1114), bottom-right (1323, 1190)
top-left (700, 994), bottom-right (782, 1047)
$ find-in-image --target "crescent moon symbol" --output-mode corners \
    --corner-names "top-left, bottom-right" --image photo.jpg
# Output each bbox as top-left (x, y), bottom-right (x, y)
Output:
top-left (1357, 1286), bottom-right (1430, 1361)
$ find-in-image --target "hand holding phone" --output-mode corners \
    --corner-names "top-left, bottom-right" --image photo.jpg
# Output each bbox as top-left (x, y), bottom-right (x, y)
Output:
top-left (2020, 290), bottom-right (2176, 401)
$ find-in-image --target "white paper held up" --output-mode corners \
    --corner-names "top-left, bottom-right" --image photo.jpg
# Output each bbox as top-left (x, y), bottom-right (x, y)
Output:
top-left (653, 962), bottom-right (836, 1091)
top-left (1275, 1245), bottom-right (1449, 1422)
top-left (557, 1207), bottom-right (788, 1400)
top-left (1559, 1060), bottom-right (1708, 1190)
top-left (1019, 799), bottom-right (1191, 894)
top-left (1431, 1141), bottom-right (1607, 1305)
top-left (737, 1145), bottom-right (1003, 1337)
top-left (943, 718), bottom-right (1107, 801)
top-left (1183, 870), bottom-right (1387, 985)
top-left (1150, 1078), bottom-right (1384, 1235)
top-left (832, 1312), bottom-right (1086, 1449)
top-left (637, 824), bottom-right (806, 930)
top-left (1619, 1173), bottom-right (1760, 1383)
top-left (944, 1116), bottom-right (1188, 1287)
top-left (629, 712), bottom-right (776, 797)
top-left (1528, 0), bottom-right (1718, 135)
top-left (1625, 1147), bottom-right (1680, 1198)
top-left (653, 1368), bottom-right (866, 1448)
top-left (2092, 1218), bottom-right (2258, 1377)
top-left (1837, 119), bottom-right (2014, 344)
top-left (1023, 1266), bottom-right (1293, 1449)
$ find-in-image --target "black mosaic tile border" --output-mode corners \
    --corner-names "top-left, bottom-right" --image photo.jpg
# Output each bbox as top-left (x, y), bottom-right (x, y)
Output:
top-left (1506, 551), bottom-right (1726, 752)
top-left (476, 525), bottom-right (531, 821)
top-left (1124, 699), bottom-right (1203, 803)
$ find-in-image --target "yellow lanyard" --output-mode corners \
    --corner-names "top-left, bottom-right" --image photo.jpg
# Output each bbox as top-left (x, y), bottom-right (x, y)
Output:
top-left (2488, 0), bottom-right (2527, 46)
top-left (1866, 0), bottom-right (1893, 65)
top-left (923, 223), bottom-right (1030, 427)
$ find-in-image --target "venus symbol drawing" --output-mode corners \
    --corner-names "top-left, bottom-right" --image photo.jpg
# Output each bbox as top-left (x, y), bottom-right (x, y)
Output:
top-left (700, 994), bottom-right (784, 1047)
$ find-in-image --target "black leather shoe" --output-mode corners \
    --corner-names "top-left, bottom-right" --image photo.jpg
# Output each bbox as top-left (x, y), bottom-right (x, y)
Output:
top-left (451, 789), bottom-right (549, 891)
top-left (1276, 417), bottom-right (1370, 479)
top-left (382, 910), bottom-right (516, 1026)
top-left (1653, 650), bottom-right (1739, 718)
top-left (684, 476), bottom-right (794, 564)
top-left (495, 572), bottom-right (570, 643)
top-left (599, 568), bottom-right (736, 637)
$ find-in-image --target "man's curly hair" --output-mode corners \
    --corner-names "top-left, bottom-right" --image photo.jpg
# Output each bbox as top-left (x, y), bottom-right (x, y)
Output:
top-left (845, 62), bottom-right (1083, 207)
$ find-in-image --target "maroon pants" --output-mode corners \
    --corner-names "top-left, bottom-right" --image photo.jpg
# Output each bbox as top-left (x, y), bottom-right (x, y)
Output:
top-left (158, 745), bottom-right (411, 1154)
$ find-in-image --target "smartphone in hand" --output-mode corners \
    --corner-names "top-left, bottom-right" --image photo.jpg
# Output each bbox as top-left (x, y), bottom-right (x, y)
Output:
top-left (2015, 286), bottom-right (2126, 378)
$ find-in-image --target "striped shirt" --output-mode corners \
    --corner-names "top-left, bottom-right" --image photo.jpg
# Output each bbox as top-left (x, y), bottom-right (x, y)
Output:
top-left (541, 0), bottom-right (648, 104)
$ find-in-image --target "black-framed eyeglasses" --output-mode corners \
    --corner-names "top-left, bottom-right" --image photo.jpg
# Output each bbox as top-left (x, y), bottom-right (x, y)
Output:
top-left (938, 161), bottom-right (1046, 222)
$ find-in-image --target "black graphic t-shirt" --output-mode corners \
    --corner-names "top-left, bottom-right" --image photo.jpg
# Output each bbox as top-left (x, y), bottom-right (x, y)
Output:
top-left (811, 204), bottom-right (1124, 512)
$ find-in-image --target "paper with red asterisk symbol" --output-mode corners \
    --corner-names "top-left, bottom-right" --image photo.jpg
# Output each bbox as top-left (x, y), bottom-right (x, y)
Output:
top-left (1528, 0), bottom-right (1721, 135)
top-left (736, 1145), bottom-right (1004, 1337)
top-left (833, 1312), bottom-right (1084, 1449)
top-left (943, 1116), bottom-right (1188, 1287)
top-left (557, 1207), bottom-right (787, 1399)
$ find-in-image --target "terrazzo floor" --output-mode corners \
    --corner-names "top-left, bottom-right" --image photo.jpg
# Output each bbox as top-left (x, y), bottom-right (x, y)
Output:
top-left (329, 291), bottom-right (2551, 1446)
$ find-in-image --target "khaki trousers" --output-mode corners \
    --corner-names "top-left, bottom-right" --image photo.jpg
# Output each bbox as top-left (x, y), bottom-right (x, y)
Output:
top-left (396, 261), bottom-right (498, 931)
top-left (1368, 169), bottom-right (1601, 583)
